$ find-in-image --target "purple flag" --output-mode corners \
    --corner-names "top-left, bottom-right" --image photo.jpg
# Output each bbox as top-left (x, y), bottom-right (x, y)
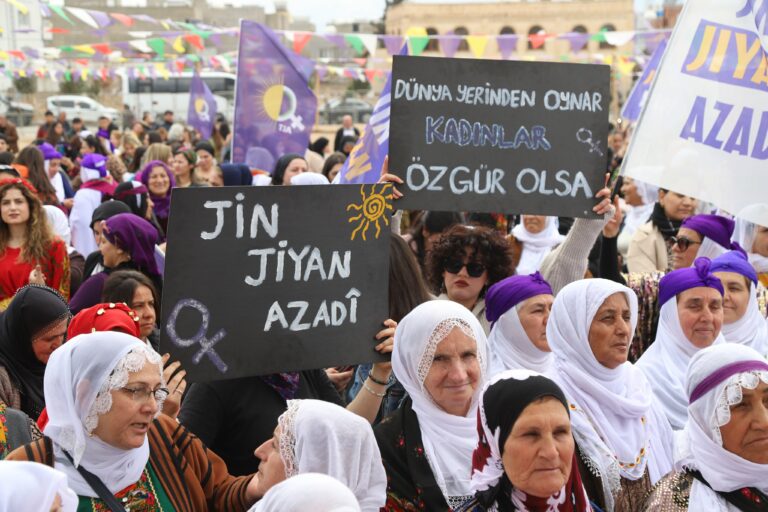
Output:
top-left (232, 21), bottom-right (316, 170)
top-left (560, 32), bottom-right (590, 52)
top-left (621, 39), bottom-right (667, 121)
top-left (337, 44), bottom-right (408, 184)
top-left (87, 10), bottom-right (113, 28)
top-left (496, 35), bottom-right (518, 59)
top-left (382, 35), bottom-right (405, 56)
top-left (188, 71), bottom-right (217, 140)
top-left (438, 34), bottom-right (462, 58)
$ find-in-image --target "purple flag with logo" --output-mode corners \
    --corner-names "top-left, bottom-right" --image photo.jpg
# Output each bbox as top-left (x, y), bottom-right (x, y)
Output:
top-left (188, 72), bottom-right (217, 140)
top-left (336, 44), bottom-right (408, 184)
top-left (232, 21), bottom-right (316, 171)
top-left (621, 39), bottom-right (667, 121)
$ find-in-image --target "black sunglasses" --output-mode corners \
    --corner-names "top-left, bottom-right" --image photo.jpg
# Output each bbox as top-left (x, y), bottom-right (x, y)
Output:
top-left (670, 236), bottom-right (702, 252)
top-left (444, 259), bottom-right (486, 278)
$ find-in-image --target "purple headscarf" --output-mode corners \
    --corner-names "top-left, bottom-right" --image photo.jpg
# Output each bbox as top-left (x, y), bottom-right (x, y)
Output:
top-left (103, 213), bottom-right (160, 277)
top-left (39, 142), bottom-right (62, 161)
top-left (139, 160), bottom-right (175, 220)
top-left (485, 271), bottom-right (553, 324)
top-left (658, 257), bottom-right (724, 307)
top-left (710, 248), bottom-right (757, 284)
top-left (681, 214), bottom-right (735, 249)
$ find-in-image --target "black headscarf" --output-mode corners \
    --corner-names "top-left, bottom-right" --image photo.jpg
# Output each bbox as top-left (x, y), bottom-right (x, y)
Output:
top-left (271, 153), bottom-right (305, 185)
top-left (0, 285), bottom-right (70, 418)
top-left (90, 200), bottom-right (131, 229)
top-left (650, 201), bottom-right (682, 242)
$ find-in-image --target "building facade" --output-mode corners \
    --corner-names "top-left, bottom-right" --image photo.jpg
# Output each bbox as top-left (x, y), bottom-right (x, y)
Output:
top-left (385, 0), bottom-right (635, 57)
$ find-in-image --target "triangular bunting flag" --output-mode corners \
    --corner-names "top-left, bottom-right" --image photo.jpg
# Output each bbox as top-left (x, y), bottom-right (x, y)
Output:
top-left (92, 43), bottom-right (111, 55)
top-left (466, 35), bottom-right (488, 58)
top-left (364, 69), bottom-right (377, 83)
top-left (67, 7), bottom-right (99, 28)
top-left (603, 31), bottom-right (636, 47)
top-left (344, 35), bottom-right (366, 55)
top-left (72, 44), bottom-right (96, 55)
top-left (406, 27), bottom-right (429, 55)
top-left (359, 34), bottom-right (378, 56)
top-left (183, 34), bottom-right (204, 50)
top-left (147, 38), bottom-right (166, 57)
top-left (173, 36), bottom-right (186, 53)
top-left (110, 13), bottom-right (134, 27)
top-left (49, 5), bottom-right (74, 25)
top-left (529, 31), bottom-right (548, 49)
top-left (7, 0), bottom-right (28, 15)
top-left (293, 32), bottom-right (312, 54)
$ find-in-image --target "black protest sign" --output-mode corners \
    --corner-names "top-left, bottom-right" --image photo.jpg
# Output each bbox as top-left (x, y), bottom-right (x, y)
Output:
top-left (160, 184), bottom-right (392, 382)
top-left (389, 55), bottom-right (610, 217)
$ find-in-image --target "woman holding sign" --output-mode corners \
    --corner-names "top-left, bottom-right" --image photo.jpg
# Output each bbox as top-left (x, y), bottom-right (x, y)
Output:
top-left (375, 300), bottom-right (488, 511)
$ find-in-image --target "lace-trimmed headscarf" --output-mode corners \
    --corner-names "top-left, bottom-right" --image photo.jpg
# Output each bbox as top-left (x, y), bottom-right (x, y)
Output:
top-left (547, 279), bottom-right (674, 511)
top-left (43, 331), bottom-right (163, 497)
top-left (249, 473), bottom-right (360, 512)
top-left (274, 399), bottom-right (386, 512)
top-left (677, 344), bottom-right (768, 510)
top-left (392, 300), bottom-right (489, 509)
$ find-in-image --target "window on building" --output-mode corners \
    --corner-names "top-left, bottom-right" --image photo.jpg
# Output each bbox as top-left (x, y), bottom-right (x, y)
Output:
top-left (454, 26), bottom-right (469, 51)
top-left (528, 25), bottom-right (544, 50)
top-left (499, 26), bottom-right (515, 35)
top-left (599, 23), bottom-right (617, 49)
top-left (425, 27), bottom-right (439, 52)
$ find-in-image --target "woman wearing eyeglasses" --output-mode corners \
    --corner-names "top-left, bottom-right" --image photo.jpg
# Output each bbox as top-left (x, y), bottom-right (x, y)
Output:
top-left (7, 331), bottom-right (260, 511)
top-left (425, 224), bottom-right (513, 334)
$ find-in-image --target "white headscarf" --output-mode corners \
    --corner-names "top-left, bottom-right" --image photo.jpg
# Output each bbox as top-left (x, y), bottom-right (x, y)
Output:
top-left (512, 216), bottom-right (565, 275)
top-left (622, 180), bottom-right (657, 238)
top-left (276, 399), bottom-right (386, 512)
top-left (392, 300), bottom-right (488, 508)
top-left (43, 331), bottom-right (163, 497)
top-left (488, 305), bottom-right (552, 375)
top-left (677, 344), bottom-right (768, 511)
top-left (0, 460), bottom-right (78, 512)
top-left (249, 473), bottom-right (360, 512)
top-left (733, 217), bottom-right (768, 274)
top-left (547, 279), bottom-right (674, 510)
top-left (696, 237), bottom-right (730, 262)
top-left (722, 282), bottom-right (768, 357)
top-left (290, 172), bottom-right (329, 185)
top-left (44, 204), bottom-right (74, 255)
top-left (637, 297), bottom-right (726, 430)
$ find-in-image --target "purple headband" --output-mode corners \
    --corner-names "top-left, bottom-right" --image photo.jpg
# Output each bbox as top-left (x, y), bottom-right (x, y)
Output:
top-left (658, 257), bottom-right (724, 307)
top-left (681, 214), bottom-right (735, 249)
top-left (485, 272), bottom-right (553, 324)
top-left (689, 360), bottom-right (768, 403)
top-left (710, 248), bottom-right (757, 284)
top-left (39, 142), bottom-right (62, 161)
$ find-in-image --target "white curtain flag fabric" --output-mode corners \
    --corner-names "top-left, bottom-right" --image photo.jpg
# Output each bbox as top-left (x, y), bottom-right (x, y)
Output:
top-left (622, 1), bottom-right (768, 227)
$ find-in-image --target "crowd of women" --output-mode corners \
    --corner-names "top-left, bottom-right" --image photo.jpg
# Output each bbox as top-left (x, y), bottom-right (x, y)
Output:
top-left (0, 119), bottom-right (766, 512)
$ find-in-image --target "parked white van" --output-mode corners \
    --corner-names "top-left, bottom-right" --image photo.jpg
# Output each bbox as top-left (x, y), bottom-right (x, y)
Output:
top-left (118, 71), bottom-right (235, 122)
top-left (46, 95), bottom-right (120, 124)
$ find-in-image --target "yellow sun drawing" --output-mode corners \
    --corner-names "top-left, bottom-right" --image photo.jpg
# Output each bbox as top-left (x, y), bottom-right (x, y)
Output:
top-left (346, 185), bottom-right (393, 241)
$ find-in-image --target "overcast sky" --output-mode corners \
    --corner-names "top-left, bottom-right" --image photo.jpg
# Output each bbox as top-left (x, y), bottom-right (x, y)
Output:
top-left (209, 0), bottom-right (668, 30)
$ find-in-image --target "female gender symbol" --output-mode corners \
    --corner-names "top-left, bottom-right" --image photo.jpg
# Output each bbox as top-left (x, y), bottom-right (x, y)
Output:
top-left (165, 298), bottom-right (228, 373)
top-left (576, 128), bottom-right (604, 157)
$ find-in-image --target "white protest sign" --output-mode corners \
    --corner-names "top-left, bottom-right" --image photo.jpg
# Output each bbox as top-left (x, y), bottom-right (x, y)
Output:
top-left (622, 0), bottom-right (768, 226)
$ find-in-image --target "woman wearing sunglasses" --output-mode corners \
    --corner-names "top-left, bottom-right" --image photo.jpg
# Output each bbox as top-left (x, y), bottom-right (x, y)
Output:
top-left (426, 224), bottom-right (513, 334)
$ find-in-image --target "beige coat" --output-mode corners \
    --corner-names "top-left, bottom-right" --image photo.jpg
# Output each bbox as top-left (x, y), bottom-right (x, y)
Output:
top-left (627, 221), bottom-right (669, 273)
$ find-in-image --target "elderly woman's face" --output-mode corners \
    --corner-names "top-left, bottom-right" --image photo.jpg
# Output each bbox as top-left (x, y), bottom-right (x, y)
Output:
top-left (522, 215), bottom-right (547, 234)
top-left (677, 287), bottom-right (723, 348)
top-left (714, 271), bottom-right (751, 324)
top-left (517, 294), bottom-right (554, 352)
top-left (719, 380), bottom-right (768, 464)
top-left (588, 292), bottom-right (632, 369)
top-left (442, 248), bottom-right (488, 309)
top-left (92, 362), bottom-right (161, 450)
top-left (253, 425), bottom-right (287, 498)
top-left (31, 317), bottom-right (68, 364)
top-left (502, 397), bottom-right (574, 498)
top-left (752, 226), bottom-right (768, 257)
top-left (423, 326), bottom-right (481, 416)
